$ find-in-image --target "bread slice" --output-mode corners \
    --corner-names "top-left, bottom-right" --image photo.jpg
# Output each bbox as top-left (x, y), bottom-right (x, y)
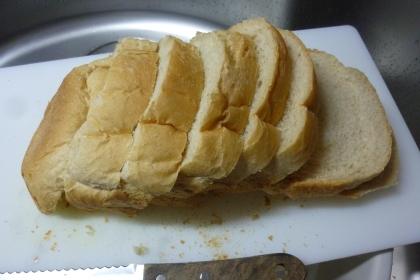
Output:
top-left (178, 30), bottom-right (258, 182)
top-left (67, 39), bottom-right (158, 190)
top-left (213, 29), bottom-right (318, 195)
top-left (21, 57), bottom-right (112, 214)
top-left (120, 35), bottom-right (204, 196)
top-left (260, 29), bottom-right (318, 183)
top-left (339, 132), bottom-right (399, 198)
top-left (265, 50), bottom-right (393, 199)
top-left (220, 18), bottom-right (290, 183)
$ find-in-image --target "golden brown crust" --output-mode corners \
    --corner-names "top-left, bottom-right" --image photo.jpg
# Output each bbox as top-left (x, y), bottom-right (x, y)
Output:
top-left (21, 57), bottom-right (112, 214)
top-left (120, 36), bottom-right (204, 196)
top-left (68, 46), bottom-right (159, 190)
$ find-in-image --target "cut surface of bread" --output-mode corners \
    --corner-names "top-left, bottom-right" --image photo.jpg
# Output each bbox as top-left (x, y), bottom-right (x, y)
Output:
top-left (67, 40), bottom-right (158, 190)
top-left (261, 29), bottom-right (318, 184)
top-left (179, 30), bottom-right (257, 181)
top-left (221, 18), bottom-right (290, 183)
top-left (120, 36), bottom-right (204, 196)
top-left (264, 50), bottom-right (393, 199)
top-left (339, 132), bottom-right (399, 198)
top-left (21, 57), bottom-right (112, 214)
top-left (213, 29), bottom-right (318, 195)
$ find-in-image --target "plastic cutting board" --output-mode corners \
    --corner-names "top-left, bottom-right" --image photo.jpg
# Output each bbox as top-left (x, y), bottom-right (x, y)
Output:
top-left (1, 25), bottom-right (420, 273)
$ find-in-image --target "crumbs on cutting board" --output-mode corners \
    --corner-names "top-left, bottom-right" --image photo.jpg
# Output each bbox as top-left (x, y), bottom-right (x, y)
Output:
top-left (33, 256), bottom-right (38, 262)
top-left (213, 253), bottom-right (228, 260)
top-left (268, 235), bottom-right (273, 241)
top-left (133, 243), bottom-right (148, 256)
top-left (43, 230), bottom-right (52, 240)
top-left (252, 214), bottom-right (260, 221)
top-left (50, 242), bottom-right (58, 251)
top-left (85, 225), bottom-right (95, 235)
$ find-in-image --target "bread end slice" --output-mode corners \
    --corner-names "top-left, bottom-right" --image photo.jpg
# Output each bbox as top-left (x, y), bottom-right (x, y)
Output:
top-left (266, 50), bottom-right (393, 199)
top-left (21, 58), bottom-right (112, 214)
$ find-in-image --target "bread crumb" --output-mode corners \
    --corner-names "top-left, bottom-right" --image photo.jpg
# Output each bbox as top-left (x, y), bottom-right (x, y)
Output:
top-left (50, 242), bottom-right (58, 251)
top-left (268, 235), bottom-right (273, 241)
top-left (240, 229), bottom-right (245, 233)
top-left (170, 246), bottom-right (175, 249)
top-left (85, 225), bottom-right (95, 236)
top-left (33, 256), bottom-right (38, 262)
top-left (104, 217), bottom-right (109, 223)
top-left (213, 253), bottom-right (228, 260)
top-left (252, 214), bottom-right (260, 221)
top-left (179, 253), bottom-right (184, 258)
top-left (282, 248), bottom-right (286, 253)
top-left (133, 244), bottom-right (148, 256)
top-left (180, 239), bottom-right (185, 244)
top-left (43, 230), bottom-right (52, 240)
top-left (206, 237), bottom-right (222, 248)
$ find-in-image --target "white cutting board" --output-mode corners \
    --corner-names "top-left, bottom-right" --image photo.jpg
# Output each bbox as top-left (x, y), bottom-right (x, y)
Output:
top-left (1, 26), bottom-right (420, 273)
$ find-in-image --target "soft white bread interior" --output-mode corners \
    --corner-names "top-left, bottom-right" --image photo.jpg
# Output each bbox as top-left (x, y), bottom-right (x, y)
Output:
top-left (339, 132), bottom-right (399, 198)
top-left (221, 18), bottom-right (290, 183)
top-left (179, 30), bottom-right (257, 182)
top-left (120, 35), bottom-right (204, 196)
top-left (67, 39), bottom-right (158, 190)
top-left (213, 29), bottom-right (318, 195)
top-left (21, 57), bottom-right (112, 214)
top-left (265, 50), bottom-right (393, 199)
top-left (260, 29), bottom-right (318, 184)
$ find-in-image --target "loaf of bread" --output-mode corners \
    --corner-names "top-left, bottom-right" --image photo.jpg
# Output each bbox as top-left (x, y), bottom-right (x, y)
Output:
top-left (21, 18), bottom-right (398, 216)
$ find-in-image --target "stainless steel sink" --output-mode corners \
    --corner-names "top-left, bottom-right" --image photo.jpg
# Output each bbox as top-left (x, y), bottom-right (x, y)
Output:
top-left (1, 0), bottom-right (419, 279)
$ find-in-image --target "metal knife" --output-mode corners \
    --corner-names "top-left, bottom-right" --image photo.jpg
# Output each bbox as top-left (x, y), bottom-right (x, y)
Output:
top-left (0, 253), bottom-right (307, 280)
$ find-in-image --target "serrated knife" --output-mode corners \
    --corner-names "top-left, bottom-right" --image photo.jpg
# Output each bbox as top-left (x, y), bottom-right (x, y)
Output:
top-left (0, 253), bottom-right (307, 280)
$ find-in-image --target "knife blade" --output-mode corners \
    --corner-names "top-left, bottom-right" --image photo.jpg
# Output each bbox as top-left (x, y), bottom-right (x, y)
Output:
top-left (0, 253), bottom-right (307, 280)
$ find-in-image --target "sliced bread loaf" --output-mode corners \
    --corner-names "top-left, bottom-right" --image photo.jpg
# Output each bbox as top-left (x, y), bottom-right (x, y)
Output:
top-left (265, 50), bottom-right (393, 199)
